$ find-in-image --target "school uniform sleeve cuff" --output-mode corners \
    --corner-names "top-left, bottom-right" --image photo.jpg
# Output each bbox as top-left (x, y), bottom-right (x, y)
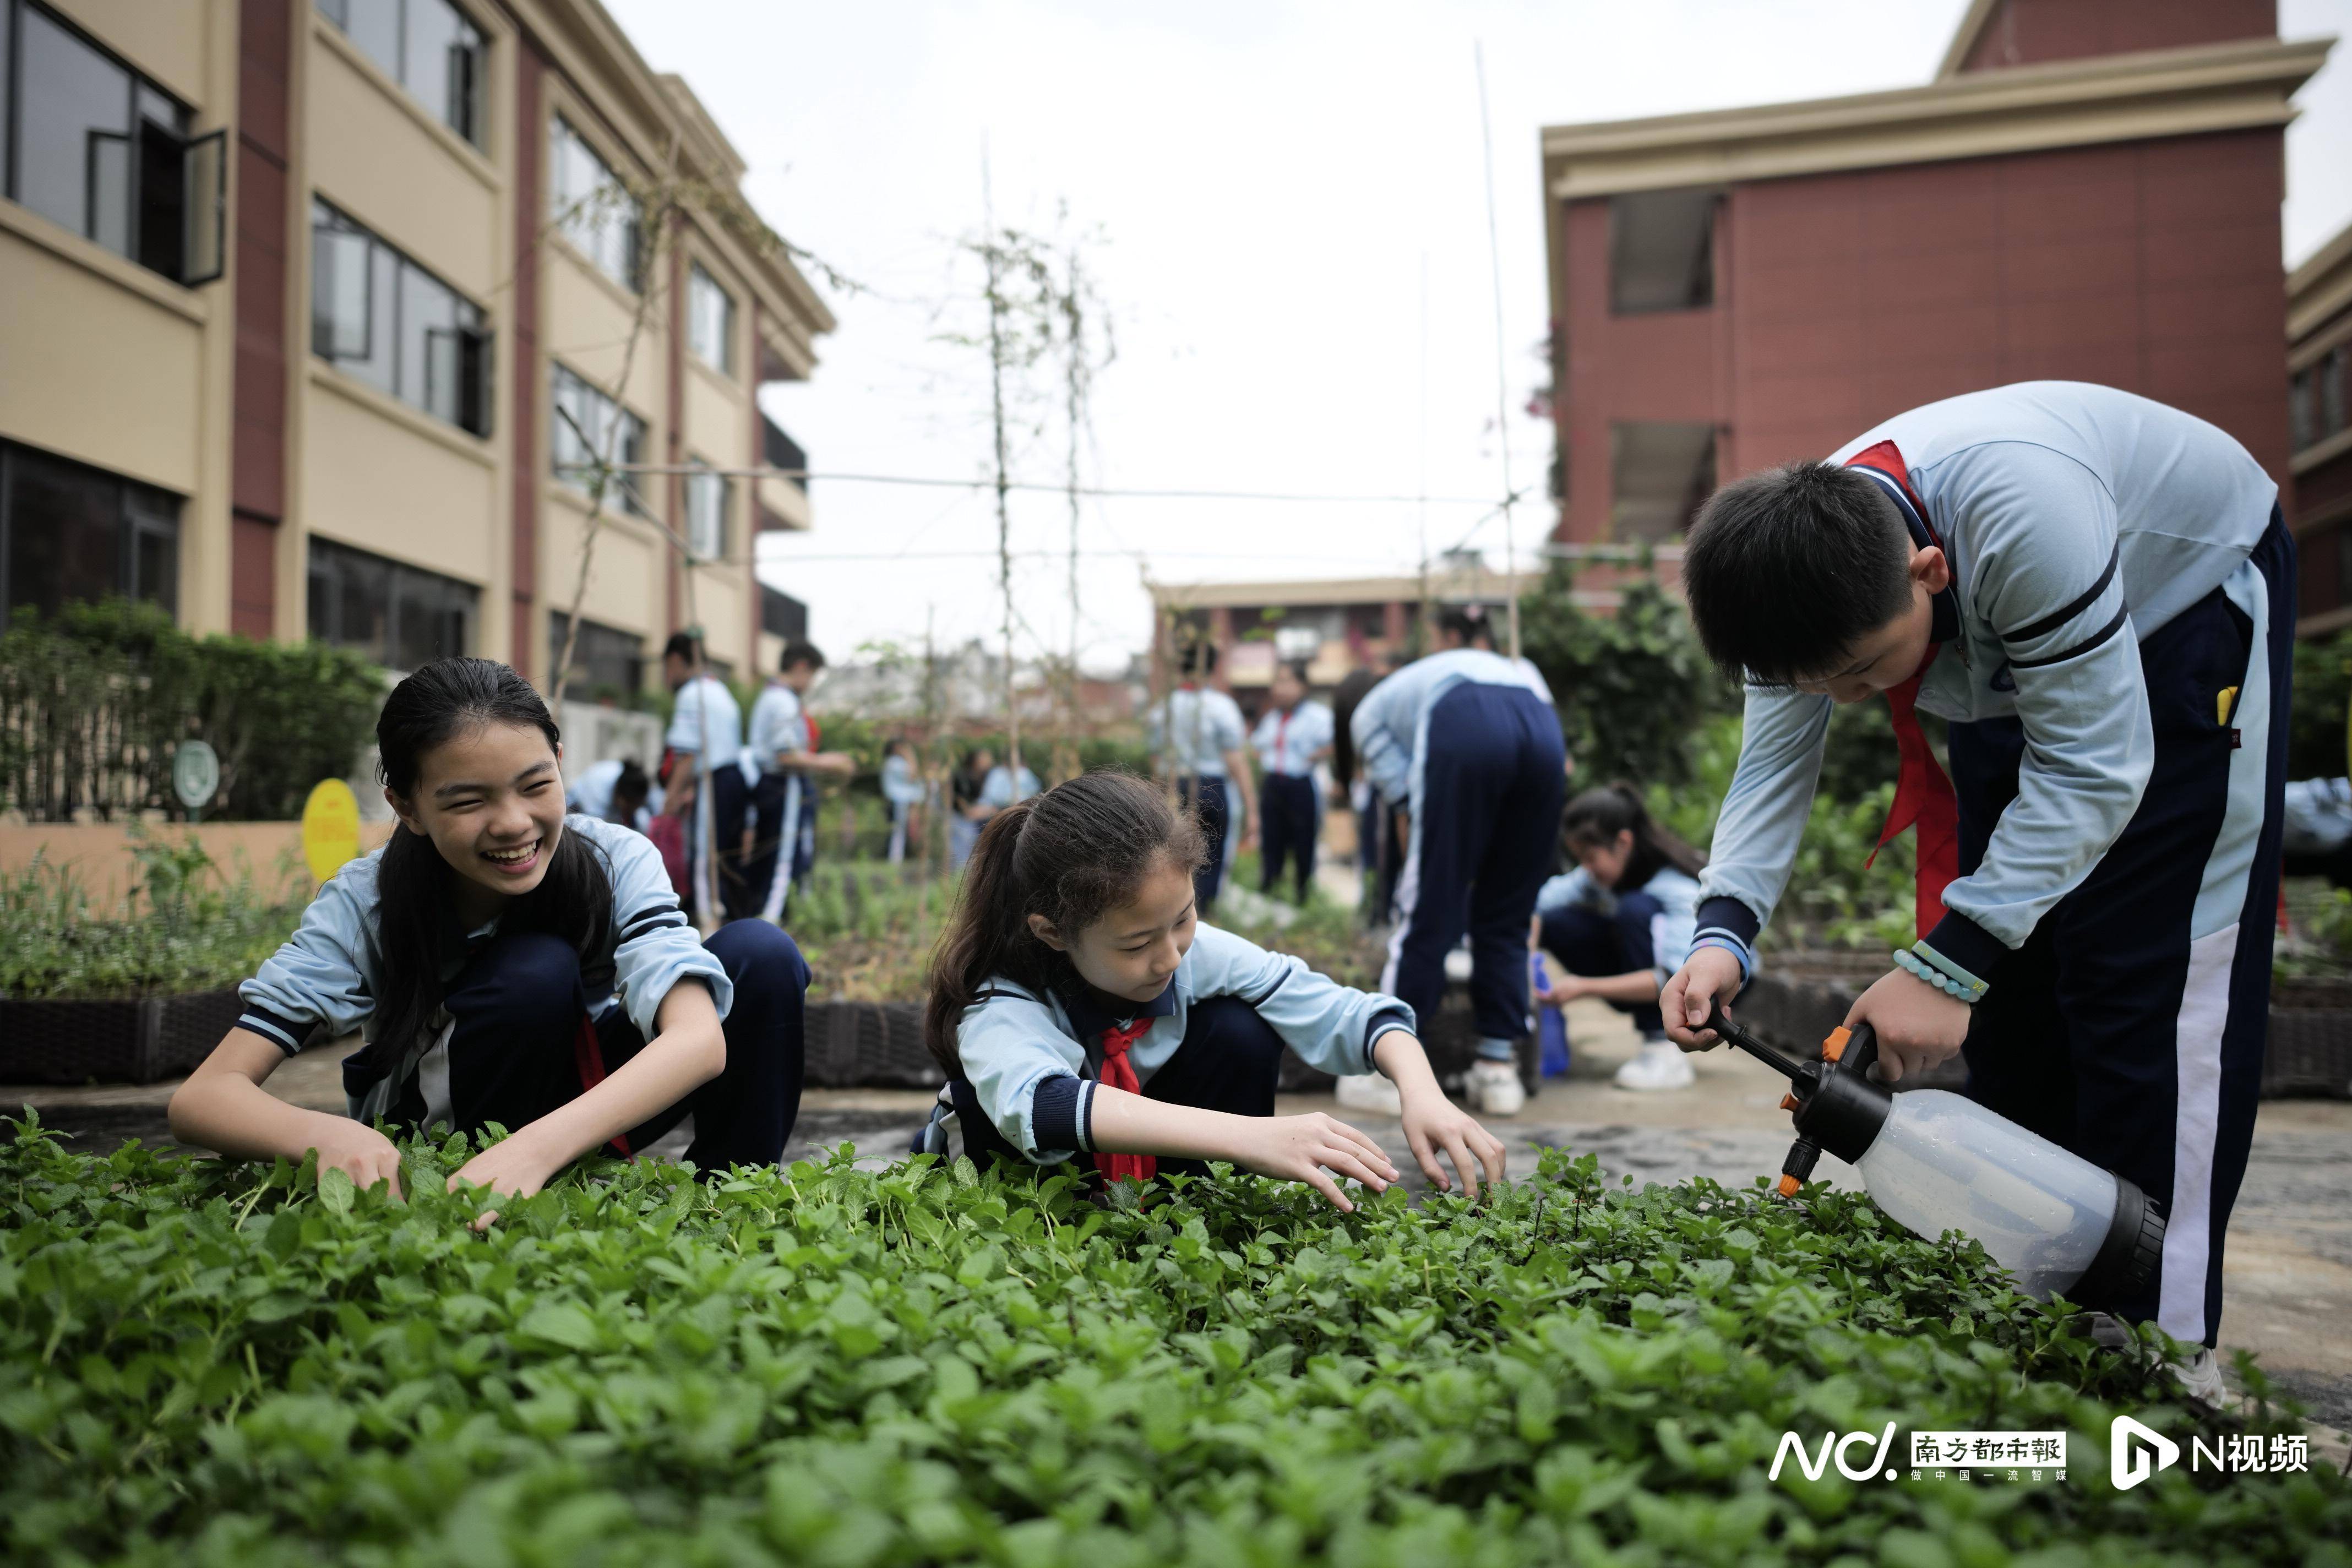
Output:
top-left (1031, 1076), bottom-right (1094, 1155)
top-left (1363, 1006), bottom-right (1416, 1077)
top-left (235, 1006), bottom-right (314, 1057)
top-left (1921, 911), bottom-right (2008, 987)
top-left (1693, 896), bottom-right (1760, 951)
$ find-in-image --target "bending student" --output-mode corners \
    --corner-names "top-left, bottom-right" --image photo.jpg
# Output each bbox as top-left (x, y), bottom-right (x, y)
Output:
top-left (1662, 380), bottom-right (2290, 1405)
top-left (912, 770), bottom-right (1505, 1206)
top-left (168, 658), bottom-right (809, 1212)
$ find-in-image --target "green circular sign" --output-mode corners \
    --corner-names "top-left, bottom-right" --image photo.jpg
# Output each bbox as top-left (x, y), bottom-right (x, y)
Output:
top-left (172, 740), bottom-right (220, 811)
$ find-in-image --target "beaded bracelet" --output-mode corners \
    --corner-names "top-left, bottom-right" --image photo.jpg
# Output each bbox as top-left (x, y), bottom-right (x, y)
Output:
top-left (1892, 948), bottom-right (1983, 1004)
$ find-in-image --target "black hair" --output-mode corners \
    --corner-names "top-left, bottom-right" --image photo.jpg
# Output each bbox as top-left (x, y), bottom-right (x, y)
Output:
top-left (924, 771), bottom-right (1205, 1074)
top-left (1275, 658), bottom-right (1311, 687)
top-left (608, 759), bottom-right (650, 819)
top-left (1329, 666), bottom-right (1379, 787)
top-left (778, 640), bottom-right (825, 673)
top-left (1682, 460), bottom-right (1914, 684)
top-left (662, 631), bottom-right (701, 665)
top-left (372, 658), bottom-right (615, 1058)
top-left (1561, 782), bottom-right (1706, 889)
top-left (1179, 640), bottom-right (1218, 677)
top-left (1438, 605), bottom-right (1497, 650)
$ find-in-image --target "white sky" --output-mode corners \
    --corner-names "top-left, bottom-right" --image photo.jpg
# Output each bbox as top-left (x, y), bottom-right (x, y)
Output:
top-left (603, 0), bottom-right (2352, 677)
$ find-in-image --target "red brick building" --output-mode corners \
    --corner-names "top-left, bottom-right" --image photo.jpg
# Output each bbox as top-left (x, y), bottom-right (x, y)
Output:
top-left (2292, 220), bottom-right (2352, 633)
top-left (1540, 0), bottom-right (2329, 612)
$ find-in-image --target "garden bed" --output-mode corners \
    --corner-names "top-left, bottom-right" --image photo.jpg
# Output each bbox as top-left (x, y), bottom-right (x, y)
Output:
top-left (2, 1118), bottom-right (2343, 1564)
top-left (0, 988), bottom-right (243, 1085)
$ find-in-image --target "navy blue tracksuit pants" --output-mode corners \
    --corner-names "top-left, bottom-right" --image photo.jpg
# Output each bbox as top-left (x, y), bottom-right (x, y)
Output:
top-left (1382, 683), bottom-right (1567, 1046)
top-left (1260, 773), bottom-right (1320, 902)
top-left (369, 919), bottom-right (809, 1172)
top-left (940, 996), bottom-right (1284, 1178)
top-left (1953, 510), bottom-right (2291, 1347)
top-left (1540, 891), bottom-right (1667, 1036)
top-left (1179, 775), bottom-right (1232, 911)
top-left (741, 771), bottom-right (801, 922)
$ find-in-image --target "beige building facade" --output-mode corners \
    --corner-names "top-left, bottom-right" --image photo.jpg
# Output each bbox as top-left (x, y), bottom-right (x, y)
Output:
top-left (0, 0), bottom-right (831, 695)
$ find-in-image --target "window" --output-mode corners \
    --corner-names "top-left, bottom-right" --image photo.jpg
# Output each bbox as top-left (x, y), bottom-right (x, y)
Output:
top-left (0, 439), bottom-right (180, 627)
top-left (685, 459), bottom-right (729, 561)
top-left (550, 363), bottom-right (648, 514)
top-left (1, 1), bottom-right (224, 284)
top-left (549, 612), bottom-right (644, 696)
top-left (688, 262), bottom-right (736, 375)
top-left (306, 536), bottom-right (476, 670)
top-left (311, 199), bottom-right (491, 434)
top-left (1610, 421), bottom-right (1716, 542)
top-left (2294, 346), bottom-right (2349, 454)
top-left (551, 114), bottom-right (640, 290)
top-left (1609, 189), bottom-right (1718, 314)
top-left (315, 0), bottom-right (483, 147)
top-left (760, 585), bottom-right (806, 643)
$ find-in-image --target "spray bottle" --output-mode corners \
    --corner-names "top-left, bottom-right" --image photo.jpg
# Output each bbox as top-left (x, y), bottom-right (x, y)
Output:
top-left (1706, 1004), bottom-right (2165, 1306)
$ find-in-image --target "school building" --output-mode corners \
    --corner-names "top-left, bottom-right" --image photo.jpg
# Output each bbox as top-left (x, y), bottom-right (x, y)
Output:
top-left (1539, 0), bottom-right (2331, 619)
top-left (2291, 218), bottom-right (2352, 634)
top-left (1148, 558), bottom-right (1544, 713)
top-left (0, 0), bottom-right (832, 695)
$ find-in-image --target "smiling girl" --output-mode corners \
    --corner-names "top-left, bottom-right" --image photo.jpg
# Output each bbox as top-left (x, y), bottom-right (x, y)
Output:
top-left (167, 658), bottom-right (808, 1207)
top-left (914, 770), bottom-right (1505, 1208)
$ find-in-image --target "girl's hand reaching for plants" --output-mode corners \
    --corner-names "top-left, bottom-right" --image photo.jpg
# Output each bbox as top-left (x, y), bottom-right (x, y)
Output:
top-left (312, 1119), bottom-right (406, 1201)
top-left (448, 1132), bottom-right (564, 1230)
top-left (1230, 1112), bottom-right (1400, 1212)
top-left (1398, 1090), bottom-right (1507, 1200)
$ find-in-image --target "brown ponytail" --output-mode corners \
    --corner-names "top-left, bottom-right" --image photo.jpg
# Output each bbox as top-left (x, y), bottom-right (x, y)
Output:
top-left (923, 771), bottom-right (1205, 1075)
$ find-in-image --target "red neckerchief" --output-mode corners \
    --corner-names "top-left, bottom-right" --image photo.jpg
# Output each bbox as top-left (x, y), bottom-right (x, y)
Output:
top-left (1845, 440), bottom-right (1960, 940)
top-left (1275, 706), bottom-right (1291, 767)
top-left (1092, 1017), bottom-right (1157, 1184)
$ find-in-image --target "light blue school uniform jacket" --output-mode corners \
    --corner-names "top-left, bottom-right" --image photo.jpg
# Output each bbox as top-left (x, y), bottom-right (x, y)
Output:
top-left (1536, 864), bottom-right (1702, 986)
top-left (1148, 687), bottom-right (1247, 777)
top-left (1251, 698), bottom-right (1335, 778)
top-left (955, 923), bottom-right (1415, 1162)
top-left (1349, 649), bottom-right (1556, 813)
top-left (978, 764), bottom-right (1041, 808)
top-left (1696, 382), bottom-right (2278, 983)
top-left (235, 815), bottom-right (731, 1119)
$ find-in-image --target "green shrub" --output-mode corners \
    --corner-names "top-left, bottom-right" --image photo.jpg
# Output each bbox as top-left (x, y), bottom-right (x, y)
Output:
top-left (2, 1121), bottom-right (2340, 1565)
top-left (0, 598), bottom-right (384, 822)
top-left (0, 830), bottom-right (307, 1000)
top-left (2291, 628), bottom-right (2352, 782)
top-left (1520, 561), bottom-right (1739, 790)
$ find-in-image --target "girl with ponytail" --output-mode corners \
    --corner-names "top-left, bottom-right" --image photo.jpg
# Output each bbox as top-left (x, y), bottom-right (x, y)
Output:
top-left (1532, 783), bottom-right (1707, 1093)
top-left (169, 657), bottom-right (808, 1214)
top-left (915, 770), bottom-right (1505, 1206)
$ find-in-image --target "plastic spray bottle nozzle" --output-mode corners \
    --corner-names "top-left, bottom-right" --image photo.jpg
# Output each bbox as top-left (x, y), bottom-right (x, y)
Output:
top-left (1775, 1173), bottom-right (1800, 1197)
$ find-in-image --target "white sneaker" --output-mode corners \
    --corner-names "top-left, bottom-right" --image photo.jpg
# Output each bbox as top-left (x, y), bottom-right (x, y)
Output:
top-left (1333, 1072), bottom-right (1403, 1117)
top-left (1467, 1059), bottom-right (1526, 1117)
top-left (1613, 1041), bottom-right (1696, 1092)
top-left (1444, 946), bottom-right (1474, 983)
top-left (2171, 1346), bottom-right (2229, 1410)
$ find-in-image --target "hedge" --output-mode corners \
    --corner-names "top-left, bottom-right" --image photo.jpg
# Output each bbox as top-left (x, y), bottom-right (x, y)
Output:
top-left (0, 599), bottom-right (383, 823)
top-left (2, 1120), bottom-right (2343, 1565)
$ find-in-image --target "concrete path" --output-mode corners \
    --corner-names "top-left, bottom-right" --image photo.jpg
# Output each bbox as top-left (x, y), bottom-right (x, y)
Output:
top-left (10, 994), bottom-right (2350, 1443)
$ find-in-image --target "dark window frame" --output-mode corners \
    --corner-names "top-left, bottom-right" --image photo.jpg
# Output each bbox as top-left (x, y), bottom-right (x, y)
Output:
top-left (550, 112), bottom-right (642, 292)
top-left (0, 437), bottom-right (183, 630)
top-left (1607, 188), bottom-right (1720, 317)
top-left (684, 455), bottom-right (729, 562)
top-left (550, 361), bottom-right (650, 516)
top-left (1, 0), bottom-right (220, 284)
top-left (314, 0), bottom-right (486, 149)
top-left (306, 534), bottom-right (477, 671)
top-left (549, 611), bottom-right (645, 697)
top-left (311, 197), bottom-right (493, 436)
top-left (688, 260), bottom-right (737, 376)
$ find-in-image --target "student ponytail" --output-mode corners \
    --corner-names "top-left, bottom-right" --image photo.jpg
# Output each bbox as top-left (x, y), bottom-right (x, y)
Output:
top-left (1561, 782), bottom-right (1707, 890)
top-left (924, 771), bottom-right (1205, 1075)
top-left (372, 658), bottom-right (614, 1056)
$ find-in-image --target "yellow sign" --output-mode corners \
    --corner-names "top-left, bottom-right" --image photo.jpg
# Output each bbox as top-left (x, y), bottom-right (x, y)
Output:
top-left (301, 778), bottom-right (363, 883)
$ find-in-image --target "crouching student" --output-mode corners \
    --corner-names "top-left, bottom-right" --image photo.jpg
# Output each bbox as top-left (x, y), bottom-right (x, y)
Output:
top-left (167, 657), bottom-right (809, 1211)
top-left (912, 770), bottom-right (1506, 1206)
top-left (1532, 785), bottom-right (1704, 1093)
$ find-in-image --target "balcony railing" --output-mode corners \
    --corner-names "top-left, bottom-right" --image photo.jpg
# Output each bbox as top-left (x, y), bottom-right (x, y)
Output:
top-left (762, 415), bottom-right (807, 494)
